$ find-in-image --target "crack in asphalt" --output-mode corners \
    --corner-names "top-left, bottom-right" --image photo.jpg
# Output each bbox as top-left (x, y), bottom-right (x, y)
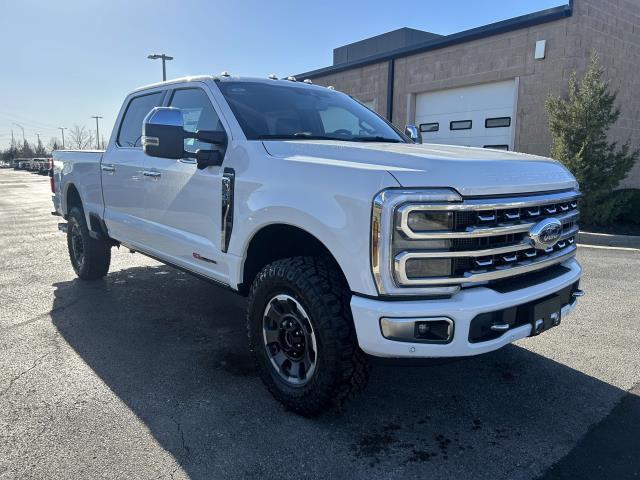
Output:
top-left (169, 415), bottom-right (190, 480)
top-left (0, 352), bottom-right (51, 398)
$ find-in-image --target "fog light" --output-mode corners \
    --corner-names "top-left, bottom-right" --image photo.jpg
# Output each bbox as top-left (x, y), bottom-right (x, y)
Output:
top-left (407, 211), bottom-right (453, 232)
top-left (380, 317), bottom-right (454, 344)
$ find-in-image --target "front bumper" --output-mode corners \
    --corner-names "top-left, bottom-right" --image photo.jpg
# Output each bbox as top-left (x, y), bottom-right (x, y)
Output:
top-left (351, 258), bottom-right (581, 358)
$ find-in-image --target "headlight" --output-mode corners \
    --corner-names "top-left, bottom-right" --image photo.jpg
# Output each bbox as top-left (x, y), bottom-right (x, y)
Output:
top-left (371, 188), bottom-right (462, 297)
top-left (405, 211), bottom-right (453, 232)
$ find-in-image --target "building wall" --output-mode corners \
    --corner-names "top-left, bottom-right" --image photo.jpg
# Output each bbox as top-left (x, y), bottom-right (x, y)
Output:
top-left (311, 63), bottom-right (389, 119)
top-left (309, 0), bottom-right (640, 189)
top-left (391, 16), bottom-right (578, 157)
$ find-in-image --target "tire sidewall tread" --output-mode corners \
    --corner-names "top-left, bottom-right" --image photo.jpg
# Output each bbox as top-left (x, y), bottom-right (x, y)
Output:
top-left (247, 256), bottom-right (369, 416)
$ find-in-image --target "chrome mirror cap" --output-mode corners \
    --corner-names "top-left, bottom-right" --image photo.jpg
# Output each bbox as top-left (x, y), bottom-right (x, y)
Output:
top-left (404, 124), bottom-right (422, 144)
top-left (144, 107), bottom-right (184, 128)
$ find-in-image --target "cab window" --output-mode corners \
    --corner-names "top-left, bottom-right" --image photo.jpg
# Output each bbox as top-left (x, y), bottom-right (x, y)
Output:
top-left (169, 88), bottom-right (225, 153)
top-left (117, 92), bottom-right (164, 147)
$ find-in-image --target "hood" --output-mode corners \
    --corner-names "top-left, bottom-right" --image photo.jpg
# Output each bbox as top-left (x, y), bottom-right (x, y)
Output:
top-left (262, 141), bottom-right (577, 197)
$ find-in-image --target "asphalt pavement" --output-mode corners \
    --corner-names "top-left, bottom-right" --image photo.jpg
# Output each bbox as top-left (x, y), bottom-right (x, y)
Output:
top-left (1, 169), bottom-right (639, 480)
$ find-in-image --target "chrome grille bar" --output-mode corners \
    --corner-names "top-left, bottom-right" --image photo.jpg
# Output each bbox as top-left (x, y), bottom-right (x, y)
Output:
top-left (400, 210), bottom-right (578, 240)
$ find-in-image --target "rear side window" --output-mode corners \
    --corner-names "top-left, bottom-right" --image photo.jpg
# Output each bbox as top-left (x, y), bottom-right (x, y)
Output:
top-left (117, 92), bottom-right (164, 147)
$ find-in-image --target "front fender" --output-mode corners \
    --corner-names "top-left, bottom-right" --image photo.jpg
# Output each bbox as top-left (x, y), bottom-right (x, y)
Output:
top-left (227, 168), bottom-right (398, 296)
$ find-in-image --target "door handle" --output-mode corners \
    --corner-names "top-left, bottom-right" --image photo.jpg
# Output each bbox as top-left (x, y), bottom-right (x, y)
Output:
top-left (142, 170), bottom-right (161, 179)
top-left (101, 164), bottom-right (115, 173)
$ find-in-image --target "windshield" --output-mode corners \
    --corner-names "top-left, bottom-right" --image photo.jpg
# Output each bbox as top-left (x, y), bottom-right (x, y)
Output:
top-left (217, 81), bottom-right (405, 143)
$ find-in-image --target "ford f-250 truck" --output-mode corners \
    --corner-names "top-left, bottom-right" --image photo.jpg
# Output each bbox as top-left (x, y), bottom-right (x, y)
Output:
top-left (52, 74), bottom-right (583, 416)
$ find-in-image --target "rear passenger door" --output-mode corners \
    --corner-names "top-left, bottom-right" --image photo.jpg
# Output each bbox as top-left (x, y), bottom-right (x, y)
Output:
top-left (102, 90), bottom-right (165, 245)
top-left (142, 85), bottom-right (229, 283)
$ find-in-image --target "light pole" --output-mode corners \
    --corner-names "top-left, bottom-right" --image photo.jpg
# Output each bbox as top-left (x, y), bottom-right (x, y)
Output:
top-left (12, 123), bottom-right (25, 142)
top-left (91, 116), bottom-right (103, 149)
top-left (58, 127), bottom-right (66, 149)
top-left (147, 53), bottom-right (173, 81)
top-left (36, 133), bottom-right (41, 149)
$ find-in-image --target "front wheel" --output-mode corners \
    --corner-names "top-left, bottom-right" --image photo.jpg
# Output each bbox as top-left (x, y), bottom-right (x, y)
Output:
top-left (67, 206), bottom-right (111, 280)
top-left (247, 256), bottom-right (369, 416)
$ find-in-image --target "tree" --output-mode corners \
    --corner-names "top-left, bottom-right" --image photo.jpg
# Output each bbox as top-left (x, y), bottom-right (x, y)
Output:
top-left (67, 125), bottom-right (94, 150)
top-left (546, 53), bottom-right (638, 225)
top-left (47, 137), bottom-right (61, 153)
top-left (35, 137), bottom-right (47, 156)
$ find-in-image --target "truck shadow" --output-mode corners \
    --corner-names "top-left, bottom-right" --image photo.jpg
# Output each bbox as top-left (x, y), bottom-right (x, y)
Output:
top-left (50, 264), bottom-right (634, 479)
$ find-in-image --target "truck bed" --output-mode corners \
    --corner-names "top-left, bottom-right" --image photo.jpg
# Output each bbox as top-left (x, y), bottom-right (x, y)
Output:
top-left (52, 150), bottom-right (105, 222)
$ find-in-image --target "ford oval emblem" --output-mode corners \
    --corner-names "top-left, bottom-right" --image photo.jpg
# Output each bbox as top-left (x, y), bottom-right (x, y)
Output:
top-left (529, 218), bottom-right (563, 249)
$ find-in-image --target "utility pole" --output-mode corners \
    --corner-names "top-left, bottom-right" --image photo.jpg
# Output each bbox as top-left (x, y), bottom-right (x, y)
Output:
top-left (36, 133), bottom-right (41, 145)
top-left (147, 53), bottom-right (173, 81)
top-left (91, 116), bottom-right (103, 149)
top-left (58, 127), bottom-right (66, 149)
top-left (12, 123), bottom-right (25, 142)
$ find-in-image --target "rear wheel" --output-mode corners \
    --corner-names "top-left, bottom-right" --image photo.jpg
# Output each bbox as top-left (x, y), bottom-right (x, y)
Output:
top-left (247, 256), bottom-right (369, 416)
top-left (67, 206), bottom-right (111, 280)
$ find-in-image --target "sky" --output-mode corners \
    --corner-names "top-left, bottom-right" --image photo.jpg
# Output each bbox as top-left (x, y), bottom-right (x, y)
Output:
top-left (0, 0), bottom-right (566, 150)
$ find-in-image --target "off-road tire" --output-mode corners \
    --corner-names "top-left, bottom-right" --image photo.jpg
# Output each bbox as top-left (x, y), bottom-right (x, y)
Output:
top-left (247, 256), bottom-right (369, 416)
top-left (67, 206), bottom-right (111, 280)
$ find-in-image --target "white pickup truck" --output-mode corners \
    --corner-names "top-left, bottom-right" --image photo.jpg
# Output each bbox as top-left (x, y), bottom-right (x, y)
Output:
top-left (52, 74), bottom-right (583, 415)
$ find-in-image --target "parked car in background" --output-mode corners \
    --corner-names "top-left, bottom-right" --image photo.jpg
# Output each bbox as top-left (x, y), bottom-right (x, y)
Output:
top-left (32, 158), bottom-right (52, 175)
top-left (52, 75), bottom-right (583, 416)
top-left (14, 158), bottom-right (30, 170)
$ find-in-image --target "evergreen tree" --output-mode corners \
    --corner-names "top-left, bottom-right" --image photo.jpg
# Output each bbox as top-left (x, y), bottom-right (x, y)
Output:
top-left (546, 53), bottom-right (638, 225)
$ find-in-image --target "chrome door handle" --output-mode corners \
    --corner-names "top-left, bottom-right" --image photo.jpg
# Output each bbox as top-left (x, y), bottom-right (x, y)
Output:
top-left (142, 170), bottom-right (161, 179)
top-left (101, 164), bottom-right (115, 173)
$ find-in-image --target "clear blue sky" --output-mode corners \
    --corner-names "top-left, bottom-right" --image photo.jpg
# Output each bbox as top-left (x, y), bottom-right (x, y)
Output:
top-left (0, 0), bottom-right (566, 149)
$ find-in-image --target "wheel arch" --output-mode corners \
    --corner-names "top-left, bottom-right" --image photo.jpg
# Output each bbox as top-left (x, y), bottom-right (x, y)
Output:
top-left (239, 223), bottom-right (349, 295)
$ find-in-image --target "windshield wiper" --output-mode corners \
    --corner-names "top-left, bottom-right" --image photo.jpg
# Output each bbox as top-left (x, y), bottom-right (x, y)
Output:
top-left (257, 133), bottom-right (341, 141)
top-left (350, 136), bottom-right (402, 143)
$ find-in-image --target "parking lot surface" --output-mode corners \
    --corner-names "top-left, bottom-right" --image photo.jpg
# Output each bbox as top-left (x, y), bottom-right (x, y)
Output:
top-left (1, 169), bottom-right (639, 480)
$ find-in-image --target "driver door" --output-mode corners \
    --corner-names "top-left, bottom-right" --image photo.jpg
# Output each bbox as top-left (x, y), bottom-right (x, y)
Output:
top-left (142, 85), bottom-right (229, 283)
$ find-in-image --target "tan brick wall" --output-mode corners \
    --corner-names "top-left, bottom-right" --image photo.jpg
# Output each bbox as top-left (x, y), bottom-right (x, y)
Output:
top-left (310, 63), bottom-right (388, 118)
top-left (309, 0), bottom-right (640, 188)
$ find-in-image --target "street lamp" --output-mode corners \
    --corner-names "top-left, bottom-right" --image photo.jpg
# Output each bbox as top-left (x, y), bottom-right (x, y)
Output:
top-left (12, 123), bottom-right (25, 142)
top-left (58, 127), bottom-right (66, 149)
top-left (147, 53), bottom-right (173, 81)
top-left (91, 116), bottom-right (103, 149)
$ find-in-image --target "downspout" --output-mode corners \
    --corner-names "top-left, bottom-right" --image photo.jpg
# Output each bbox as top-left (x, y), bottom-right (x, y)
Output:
top-left (386, 58), bottom-right (394, 123)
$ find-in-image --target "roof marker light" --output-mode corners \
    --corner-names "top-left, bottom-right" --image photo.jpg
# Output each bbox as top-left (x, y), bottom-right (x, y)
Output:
top-left (220, 71), bottom-right (231, 77)
top-left (286, 76), bottom-right (297, 82)
top-left (327, 86), bottom-right (335, 90)
top-left (303, 79), bottom-right (313, 84)
top-left (268, 74), bottom-right (278, 80)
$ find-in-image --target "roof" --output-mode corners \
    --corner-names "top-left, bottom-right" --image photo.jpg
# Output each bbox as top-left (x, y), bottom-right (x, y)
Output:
top-left (131, 75), bottom-right (328, 95)
top-left (333, 27), bottom-right (442, 65)
top-left (297, 1), bottom-right (573, 79)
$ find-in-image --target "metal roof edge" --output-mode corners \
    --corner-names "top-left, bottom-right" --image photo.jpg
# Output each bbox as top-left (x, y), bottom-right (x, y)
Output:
top-left (296, 2), bottom-right (573, 79)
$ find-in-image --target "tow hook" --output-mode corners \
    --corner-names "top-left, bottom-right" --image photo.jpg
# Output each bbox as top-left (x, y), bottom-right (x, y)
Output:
top-left (572, 290), bottom-right (585, 298)
top-left (58, 222), bottom-right (68, 233)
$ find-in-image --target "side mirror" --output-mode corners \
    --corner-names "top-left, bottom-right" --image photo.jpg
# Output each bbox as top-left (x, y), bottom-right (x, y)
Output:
top-left (142, 107), bottom-right (228, 169)
top-left (404, 124), bottom-right (422, 144)
top-left (142, 107), bottom-right (185, 159)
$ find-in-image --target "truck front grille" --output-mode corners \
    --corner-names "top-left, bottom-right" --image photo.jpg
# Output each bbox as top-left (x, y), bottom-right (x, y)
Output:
top-left (393, 190), bottom-right (580, 288)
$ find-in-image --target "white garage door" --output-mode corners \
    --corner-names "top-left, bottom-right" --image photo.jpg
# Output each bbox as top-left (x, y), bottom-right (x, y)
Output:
top-left (415, 79), bottom-right (517, 150)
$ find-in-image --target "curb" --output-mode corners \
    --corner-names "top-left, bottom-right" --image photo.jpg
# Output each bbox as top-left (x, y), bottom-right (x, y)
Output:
top-left (578, 231), bottom-right (640, 249)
